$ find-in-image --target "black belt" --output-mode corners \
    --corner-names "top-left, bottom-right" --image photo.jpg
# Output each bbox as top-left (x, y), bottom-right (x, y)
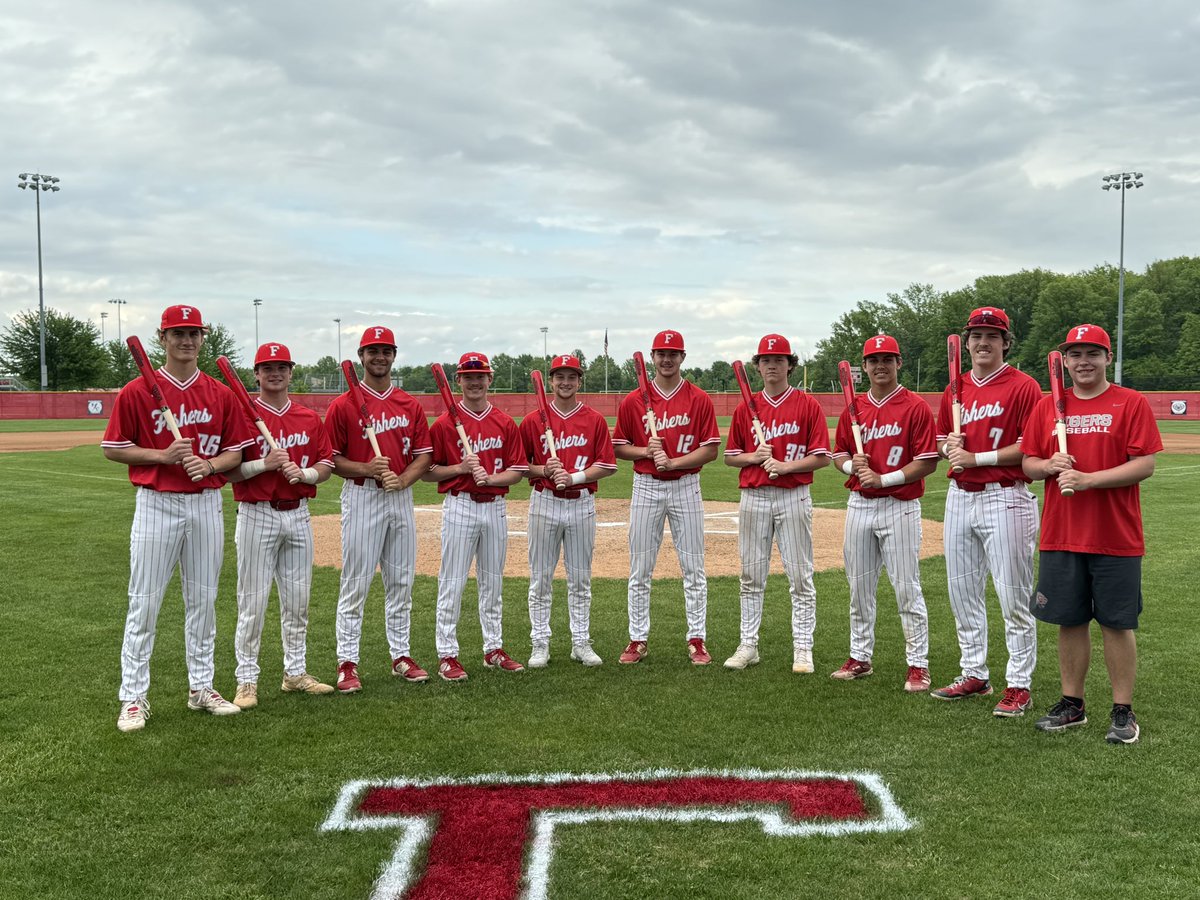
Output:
top-left (535, 484), bottom-right (583, 500)
top-left (449, 490), bottom-right (497, 503)
top-left (955, 479), bottom-right (1019, 493)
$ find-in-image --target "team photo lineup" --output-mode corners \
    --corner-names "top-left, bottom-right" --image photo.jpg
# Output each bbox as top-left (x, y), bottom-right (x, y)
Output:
top-left (101, 302), bottom-right (1161, 746)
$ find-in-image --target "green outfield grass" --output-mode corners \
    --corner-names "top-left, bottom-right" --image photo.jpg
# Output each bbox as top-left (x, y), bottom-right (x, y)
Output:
top-left (0, 417), bottom-right (109, 432)
top-left (1158, 419), bottom-right (1200, 434)
top-left (0, 445), bottom-right (1197, 898)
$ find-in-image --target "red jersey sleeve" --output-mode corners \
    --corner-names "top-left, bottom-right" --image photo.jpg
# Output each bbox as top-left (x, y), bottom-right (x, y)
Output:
top-left (593, 413), bottom-right (617, 468)
top-left (936, 387), bottom-right (953, 440)
top-left (725, 403), bottom-right (752, 456)
top-left (612, 392), bottom-right (644, 446)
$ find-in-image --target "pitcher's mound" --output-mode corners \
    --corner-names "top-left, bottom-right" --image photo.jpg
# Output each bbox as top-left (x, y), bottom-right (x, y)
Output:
top-left (312, 499), bottom-right (944, 579)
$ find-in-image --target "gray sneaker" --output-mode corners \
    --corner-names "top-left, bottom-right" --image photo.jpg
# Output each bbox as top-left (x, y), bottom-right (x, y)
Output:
top-left (723, 643), bottom-right (760, 670)
top-left (117, 698), bottom-right (150, 733)
top-left (528, 644), bottom-right (550, 668)
top-left (233, 683), bottom-right (258, 709)
top-left (1034, 697), bottom-right (1087, 732)
top-left (1105, 708), bottom-right (1140, 744)
top-left (188, 687), bottom-right (240, 716)
top-left (570, 643), bottom-right (603, 667)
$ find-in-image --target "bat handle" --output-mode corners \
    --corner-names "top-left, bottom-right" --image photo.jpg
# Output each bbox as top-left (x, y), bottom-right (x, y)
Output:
top-left (455, 424), bottom-right (474, 458)
top-left (851, 423), bottom-right (864, 457)
top-left (752, 420), bottom-right (778, 479)
top-left (255, 420), bottom-right (280, 452)
top-left (366, 429), bottom-right (383, 458)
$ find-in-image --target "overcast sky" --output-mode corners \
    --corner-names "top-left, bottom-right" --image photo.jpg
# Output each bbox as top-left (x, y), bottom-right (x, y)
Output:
top-left (2, 1), bottom-right (1197, 368)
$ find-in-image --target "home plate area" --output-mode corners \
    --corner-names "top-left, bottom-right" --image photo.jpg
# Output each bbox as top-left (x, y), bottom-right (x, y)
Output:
top-left (311, 499), bottom-right (944, 577)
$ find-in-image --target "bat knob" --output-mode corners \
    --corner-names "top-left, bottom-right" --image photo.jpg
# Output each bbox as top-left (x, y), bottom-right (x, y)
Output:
top-left (768, 472), bottom-right (778, 480)
top-left (952, 465), bottom-right (964, 474)
top-left (1061, 488), bottom-right (1075, 497)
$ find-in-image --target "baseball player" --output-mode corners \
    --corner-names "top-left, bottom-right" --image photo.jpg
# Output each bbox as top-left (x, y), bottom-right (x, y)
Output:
top-left (326, 327), bottom-right (433, 693)
top-left (830, 334), bottom-right (939, 692)
top-left (931, 308), bottom-right (1044, 716)
top-left (519, 354), bottom-right (618, 668)
top-left (723, 334), bottom-right (830, 673)
top-left (1023, 324), bottom-right (1162, 744)
top-left (613, 330), bottom-right (721, 665)
top-left (424, 352), bottom-right (529, 681)
top-left (102, 304), bottom-right (254, 732)
top-left (226, 343), bottom-right (336, 709)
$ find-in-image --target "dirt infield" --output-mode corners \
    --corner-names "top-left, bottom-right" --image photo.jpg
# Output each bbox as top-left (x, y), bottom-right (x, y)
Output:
top-left (0, 431), bottom-right (102, 452)
top-left (312, 499), bottom-right (946, 578)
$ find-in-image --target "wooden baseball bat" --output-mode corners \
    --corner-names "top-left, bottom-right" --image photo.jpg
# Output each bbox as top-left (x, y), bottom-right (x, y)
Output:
top-left (340, 360), bottom-right (384, 459)
top-left (216, 356), bottom-right (280, 452)
top-left (837, 359), bottom-right (864, 455)
top-left (732, 359), bottom-right (777, 479)
top-left (947, 333), bottom-right (964, 473)
top-left (1047, 350), bottom-right (1074, 497)
top-left (632, 350), bottom-right (666, 472)
top-left (530, 369), bottom-right (559, 460)
top-left (431, 363), bottom-right (474, 456)
top-left (127, 335), bottom-right (201, 481)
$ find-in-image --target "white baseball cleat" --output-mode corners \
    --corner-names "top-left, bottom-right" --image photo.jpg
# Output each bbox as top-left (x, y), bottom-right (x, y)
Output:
top-left (570, 643), bottom-right (603, 667)
top-left (723, 643), bottom-right (760, 670)
top-left (527, 644), bottom-right (550, 669)
top-left (792, 648), bottom-right (814, 674)
top-left (233, 683), bottom-right (258, 709)
top-left (117, 698), bottom-right (150, 733)
top-left (188, 687), bottom-right (240, 716)
top-left (282, 673), bottom-right (335, 694)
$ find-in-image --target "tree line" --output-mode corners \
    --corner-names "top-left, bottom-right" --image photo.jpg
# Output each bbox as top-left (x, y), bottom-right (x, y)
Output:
top-left (3, 256), bottom-right (1198, 393)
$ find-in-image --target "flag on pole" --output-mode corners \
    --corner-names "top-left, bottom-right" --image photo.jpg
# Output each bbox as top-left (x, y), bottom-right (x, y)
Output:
top-left (603, 328), bottom-right (609, 357)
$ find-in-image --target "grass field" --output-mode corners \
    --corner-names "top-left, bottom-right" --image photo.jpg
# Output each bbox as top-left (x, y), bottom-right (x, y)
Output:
top-left (1, 443), bottom-right (1197, 898)
top-left (0, 417), bottom-right (109, 432)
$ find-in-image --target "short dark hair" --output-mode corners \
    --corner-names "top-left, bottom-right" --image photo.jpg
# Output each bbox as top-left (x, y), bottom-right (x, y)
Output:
top-left (750, 353), bottom-right (799, 371)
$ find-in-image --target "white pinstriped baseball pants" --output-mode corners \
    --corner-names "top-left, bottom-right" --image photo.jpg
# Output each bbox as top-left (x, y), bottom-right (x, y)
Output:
top-left (843, 492), bottom-right (929, 667)
top-left (336, 481), bottom-right (418, 663)
top-left (737, 485), bottom-right (816, 648)
top-left (627, 472), bottom-right (707, 642)
top-left (435, 492), bottom-right (507, 657)
top-left (120, 487), bottom-right (224, 700)
top-left (527, 488), bottom-right (597, 646)
top-left (944, 481), bottom-right (1039, 686)
top-left (234, 501), bottom-right (315, 683)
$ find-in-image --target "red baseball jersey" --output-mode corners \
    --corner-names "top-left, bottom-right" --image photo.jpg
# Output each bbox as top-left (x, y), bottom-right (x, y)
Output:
top-left (431, 402), bottom-right (528, 496)
top-left (937, 363), bottom-right (1043, 487)
top-left (326, 384), bottom-right (432, 476)
top-left (102, 368), bottom-right (254, 493)
top-left (613, 379), bottom-right (720, 479)
top-left (519, 402), bottom-right (618, 493)
top-left (1023, 384), bottom-right (1162, 556)
top-left (833, 385), bottom-right (938, 500)
top-left (726, 387), bottom-right (830, 489)
top-left (233, 398), bottom-right (334, 503)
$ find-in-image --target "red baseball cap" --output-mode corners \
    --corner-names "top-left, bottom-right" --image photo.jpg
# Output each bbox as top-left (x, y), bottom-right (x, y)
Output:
top-left (160, 305), bottom-right (207, 330)
top-left (756, 334), bottom-right (792, 356)
top-left (863, 334), bottom-right (901, 357)
top-left (965, 307), bottom-right (1011, 333)
top-left (652, 330), bottom-right (685, 352)
top-left (456, 351), bottom-right (493, 374)
top-left (549, 354), bottom-right (582, 375)
top-left (359, 326), bottom-right (397, 349)
top-left (254, 342), bottom-right (294, 366)
top-left (1059, 324), bottom-right (1112, 352)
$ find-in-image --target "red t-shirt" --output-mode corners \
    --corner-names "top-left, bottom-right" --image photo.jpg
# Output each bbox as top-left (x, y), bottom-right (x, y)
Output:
top-left (1023, 384), bottom-right (1162, 556)
top-left (726, 386), bottom-right (829, 489)
top-left (937, 363), bottom-right (1043, 487)
top-left (101, 368), bottom-right (255, 493)
top-left (519, 402), bottom-right (618, 493)
top-left (833, 385), bottom-right (938, 500)
top-left (233, 398), bottom-right (334, 503)
top-left (430, 402), bottom-right (528, 496)
top-left (326, 384), bottom-right (432, 476)
top-left (613, 379), bottom-right (720, 479)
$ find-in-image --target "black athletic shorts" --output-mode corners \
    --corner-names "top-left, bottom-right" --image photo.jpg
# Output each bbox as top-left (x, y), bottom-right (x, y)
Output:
top-left (1030, 551), bottom-right (1143, 630)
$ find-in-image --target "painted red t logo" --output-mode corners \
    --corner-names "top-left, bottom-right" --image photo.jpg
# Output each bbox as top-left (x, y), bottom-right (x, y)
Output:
top-left (322, 769), bottom-right (912, 899)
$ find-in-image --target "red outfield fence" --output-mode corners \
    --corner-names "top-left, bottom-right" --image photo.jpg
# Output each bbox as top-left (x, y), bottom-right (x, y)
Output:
top-left (3, 390), bottom-right (1198, 421)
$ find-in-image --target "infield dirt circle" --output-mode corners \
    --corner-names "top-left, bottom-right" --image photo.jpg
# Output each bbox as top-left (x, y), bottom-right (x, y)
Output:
top-left (312, 499), bottom-right (946, 578)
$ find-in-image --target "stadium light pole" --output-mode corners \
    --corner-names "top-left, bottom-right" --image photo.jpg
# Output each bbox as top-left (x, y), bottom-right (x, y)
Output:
top-left (1101, 171), bottom-right (1144, 385)
top-left (540, 326), bottom-right (549, 382)
top-left (333, 317), bottom-right (342, 389)
top-left (253, 298), bottom-right (263, 347)
top-left (109, 299), bottom-right (126, 342)
top-left (100, 311), bottom-right (108, 343)
top-left (16, 172), bottom-right (61, 390)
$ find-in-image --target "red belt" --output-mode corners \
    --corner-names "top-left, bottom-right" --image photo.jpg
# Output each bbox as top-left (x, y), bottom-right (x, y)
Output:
top-left (535, 484), bottom-right (583, 500)
top-left (955, 479), bottom-right (1019, 493)
top-left (248, 499), bottom-right (303, 510)
top-left (450, 490), bottom-right (497, 503)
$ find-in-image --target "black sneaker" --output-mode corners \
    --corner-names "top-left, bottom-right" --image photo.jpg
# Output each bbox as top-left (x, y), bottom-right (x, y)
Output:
top-left (1106, 708), bottom-right (1140, 744)
top-left (1034, 698), bottom-right (1087, 732)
